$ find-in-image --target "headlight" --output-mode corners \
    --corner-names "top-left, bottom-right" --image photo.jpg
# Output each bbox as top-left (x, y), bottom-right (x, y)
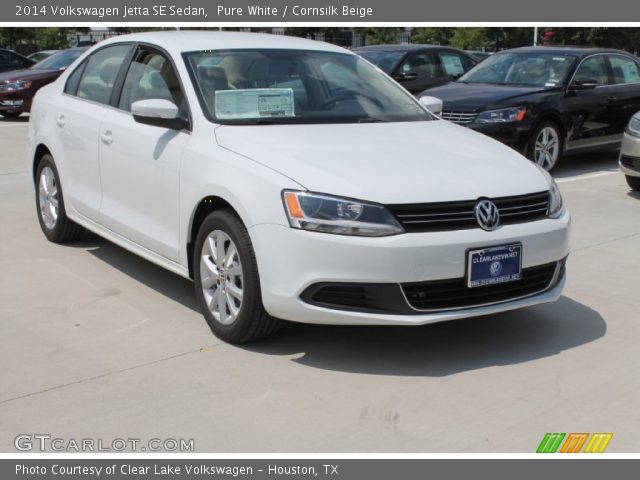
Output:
top-left (627, 113), bottom-right (640, 137)
top-left (475, 107), bottom-right (526, 124)
top-left (282, 191), bottom-right (404, 237)
top-left (548, 178), bottom-right (564, 218)
top-left (2, 80), bottom-right (32, 91)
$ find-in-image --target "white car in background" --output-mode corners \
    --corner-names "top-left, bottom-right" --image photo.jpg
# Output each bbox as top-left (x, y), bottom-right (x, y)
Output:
top-left (28, 32), bottom-right (570, 343)
top-left (620, 112), bottom-right (640, 191)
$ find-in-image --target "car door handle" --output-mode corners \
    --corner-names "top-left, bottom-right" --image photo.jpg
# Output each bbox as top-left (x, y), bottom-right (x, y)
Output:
top-left (607, 96), bottom-right (618, 102)
top-left (56, 115), bottom-right (65, 127)
top-left (100, 131), bottom-right (113, 146)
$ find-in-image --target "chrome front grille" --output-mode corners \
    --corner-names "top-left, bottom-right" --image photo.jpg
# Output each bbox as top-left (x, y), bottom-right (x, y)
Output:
top-left (387, 191), bottom-right (550, 233)
top-left (441, 110), bottom-right (478, 124)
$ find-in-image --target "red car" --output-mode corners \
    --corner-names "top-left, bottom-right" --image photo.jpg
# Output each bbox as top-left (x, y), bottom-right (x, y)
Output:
top-left (0, 47), bottom-right (86, 118)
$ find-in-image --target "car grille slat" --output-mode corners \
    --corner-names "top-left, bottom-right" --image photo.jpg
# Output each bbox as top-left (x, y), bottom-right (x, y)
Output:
top-left (387, 191), bottom-right (550, 232)
top-left (441, 110), bottom-right (478, 124)
top-left (402, 262), bottom-right (559, 311)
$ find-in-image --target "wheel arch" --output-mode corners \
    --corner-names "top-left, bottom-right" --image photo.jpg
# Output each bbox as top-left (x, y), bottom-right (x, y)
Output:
top-left (32, 143), bottom-right (52, 182)
top-left (186, 195), bottom-right (245, 279)
top-left (527, 111), bottom-right (567, 151)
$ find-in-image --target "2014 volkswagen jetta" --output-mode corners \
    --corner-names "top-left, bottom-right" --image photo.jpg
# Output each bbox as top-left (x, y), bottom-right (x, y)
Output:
top-left (28, 32), bottom-right (570, 343)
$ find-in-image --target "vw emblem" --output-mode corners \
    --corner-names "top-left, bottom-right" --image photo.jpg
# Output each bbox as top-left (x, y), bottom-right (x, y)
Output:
top-left (474, 199), bottom-right (500, 231)
top-left (489, 261), bottom-right (503, 277)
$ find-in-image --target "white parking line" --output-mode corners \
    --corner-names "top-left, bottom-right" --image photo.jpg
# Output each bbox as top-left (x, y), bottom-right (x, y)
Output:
top-left (556, 170), bottom-right (619, 183)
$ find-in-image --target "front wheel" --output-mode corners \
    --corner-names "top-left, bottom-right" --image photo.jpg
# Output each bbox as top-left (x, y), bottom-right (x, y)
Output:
top-left (626, 175), bottom-right (640, 191)
top-left (527, 121), bottom-right (563, 171)
top-left (193, 210), bottom-right (281, 343)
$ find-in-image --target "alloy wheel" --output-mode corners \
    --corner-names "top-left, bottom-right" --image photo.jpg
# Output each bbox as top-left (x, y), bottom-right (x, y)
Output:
top-left (534, 126), bottom-right (560, 170)
top-left (200, 230), bottom-right (244, 325)
top-left (38, 166), bottom-right (59, 230)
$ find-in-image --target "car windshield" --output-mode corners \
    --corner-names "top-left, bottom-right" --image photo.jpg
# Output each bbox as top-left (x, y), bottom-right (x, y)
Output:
top-left (31, 49), bottom-right (83, 70)
top-left (184, 49), bottom-right (433, 124)
top-left (458, 51), bottom-right (577, 87)
top-left (356, 50), bottom-right (406, 73)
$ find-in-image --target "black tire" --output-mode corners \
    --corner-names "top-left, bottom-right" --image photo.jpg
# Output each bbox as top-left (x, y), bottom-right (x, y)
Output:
top-left (0, 111), bottom-right (22, 119)
top-left (193, 209), bottom-right (281, 343)
top-left (626, 175), bottom-right (640, 192)
top-left (35, 154), bottom-right (84, 243)
top-left (527, 120), bottom-right (563, 171)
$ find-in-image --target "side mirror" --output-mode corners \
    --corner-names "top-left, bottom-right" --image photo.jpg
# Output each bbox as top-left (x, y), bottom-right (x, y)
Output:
top-left (131, 99), bottom-right (189, 130)
top-left (569, 79), bottom-right (598, 91)
top-left (419, 95), bottom-right (443, 116)
top-left (394, 72), bottom-right (418, 82)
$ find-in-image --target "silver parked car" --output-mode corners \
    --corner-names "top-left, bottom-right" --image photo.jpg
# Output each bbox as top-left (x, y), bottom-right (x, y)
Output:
top-left (619, 112), bottom-right (640, 191)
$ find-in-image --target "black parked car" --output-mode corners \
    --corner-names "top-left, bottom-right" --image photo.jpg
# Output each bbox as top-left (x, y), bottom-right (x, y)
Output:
top-left (0, 48), bottom-right (35, 73)
top-left (421, 46), bottom-right (640, 170)
top-left (354, 44), bottom-right (477, 94)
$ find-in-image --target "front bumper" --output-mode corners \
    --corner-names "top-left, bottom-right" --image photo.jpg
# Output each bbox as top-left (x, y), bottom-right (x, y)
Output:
top-left (249, 210), bottom-right (571, 325)
top-left (619, 131), bottom-right (640, 177)
top-left (468, 121), bottom-right (530, 152)
top-left (0, 92), bottom-right (30, 112)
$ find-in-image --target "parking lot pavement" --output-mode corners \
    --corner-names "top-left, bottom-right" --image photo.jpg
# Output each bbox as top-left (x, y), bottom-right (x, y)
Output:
top-left (0, 118), bottom-right (638, 453)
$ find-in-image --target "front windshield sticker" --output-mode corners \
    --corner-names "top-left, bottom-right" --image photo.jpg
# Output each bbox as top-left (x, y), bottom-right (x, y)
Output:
top-left (214, 88), bottom-right (295, 120)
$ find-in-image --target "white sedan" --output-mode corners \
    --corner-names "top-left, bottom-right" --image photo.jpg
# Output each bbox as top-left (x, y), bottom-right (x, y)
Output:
top-left (28, 31), bottom-right (570, 343)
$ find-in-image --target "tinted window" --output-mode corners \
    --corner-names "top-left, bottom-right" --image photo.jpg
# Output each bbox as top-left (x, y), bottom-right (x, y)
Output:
top-left (609, 55), bottom-right (640, 85)
top-left (400, 53), bottom-right (437, 80)
top-left (574, 56), bottom-right (610, 86)
top-left (75, 45), bottom-right (130, 105)
top-left (438, 52), bottom-right (473, 77)
top-left (0, 50), bottom-right (25, 67)
top-left (357, 50), bottom-right (406, 74)
top-left (118, 49), bottom-right (184, 112)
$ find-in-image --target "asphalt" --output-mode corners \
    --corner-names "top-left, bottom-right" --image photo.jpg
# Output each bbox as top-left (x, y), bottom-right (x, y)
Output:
top-left (0, 115), bottom-right (638, 453)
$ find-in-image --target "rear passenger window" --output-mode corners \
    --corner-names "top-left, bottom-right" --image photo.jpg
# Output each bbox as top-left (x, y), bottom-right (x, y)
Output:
top-left (609, 55), bottom-right (640, 85)
top-left (75, 45), bottom-right (130, 105)
top-left (64, 61), bottom-right (85, 95)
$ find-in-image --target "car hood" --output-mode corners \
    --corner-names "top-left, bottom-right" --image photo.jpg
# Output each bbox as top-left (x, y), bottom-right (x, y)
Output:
top-left (0, 68), bottom-right (61, 83)
top-left (215, 120), bottom-right (549, 204)
top-left (423, 82), bottom-right (552, 111)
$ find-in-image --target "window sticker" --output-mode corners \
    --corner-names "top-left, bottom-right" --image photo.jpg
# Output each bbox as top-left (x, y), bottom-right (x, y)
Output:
top-left (214, 88), bottom-right (295, 120)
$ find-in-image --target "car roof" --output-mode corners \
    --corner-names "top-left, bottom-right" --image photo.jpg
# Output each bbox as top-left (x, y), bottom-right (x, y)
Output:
top-left (96, 31), bottom-right (349, 56)
top-left (354, 44), bottom-right (460, 52)
top-left (501, 46), bottom-right (633, 57)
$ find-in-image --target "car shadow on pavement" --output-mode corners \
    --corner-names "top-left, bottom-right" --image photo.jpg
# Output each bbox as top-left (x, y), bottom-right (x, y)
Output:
top-left (553, 148), bottom-right (619, 179)
top-left (71, 231), bottom-right (199, 313)
top-left (244, 296), bottom-right (606, 377)
top-left (71, 235), bottom-right (606, 378)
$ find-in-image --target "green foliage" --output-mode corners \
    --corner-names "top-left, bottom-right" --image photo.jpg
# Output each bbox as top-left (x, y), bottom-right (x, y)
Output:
top-left (449, 28), bottom-right (488, 50)
top-left (409, 28), bottom-right (453, 45)
top-left (354, 27), bottom-right (402, 46)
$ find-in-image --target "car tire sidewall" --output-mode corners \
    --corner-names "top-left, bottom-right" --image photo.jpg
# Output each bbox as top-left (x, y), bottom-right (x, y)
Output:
top-left (626, 175), bottom-right (640, 191)
top-left (35, 155), bottom-right (69, 241)
top-left (527, 120), bottom-right (563, 171)
top-left (193, 210), bottom-right (264, 342)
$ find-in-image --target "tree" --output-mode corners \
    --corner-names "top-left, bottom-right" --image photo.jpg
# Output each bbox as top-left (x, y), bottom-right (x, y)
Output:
top-left (449, 28), bottom-right (488, 50)
top-left (409, 28), bottom-right (454, 45)
top-left (353, 27), bottom-right (401, 46)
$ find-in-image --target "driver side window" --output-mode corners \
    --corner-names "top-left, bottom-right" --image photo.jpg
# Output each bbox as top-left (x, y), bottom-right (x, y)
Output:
top-left (399, 53), bottom-right (437, 80)
top-left (574, 56), bottom-right (610, 86)
top-left (118, 48), bottom-right (185, 113)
